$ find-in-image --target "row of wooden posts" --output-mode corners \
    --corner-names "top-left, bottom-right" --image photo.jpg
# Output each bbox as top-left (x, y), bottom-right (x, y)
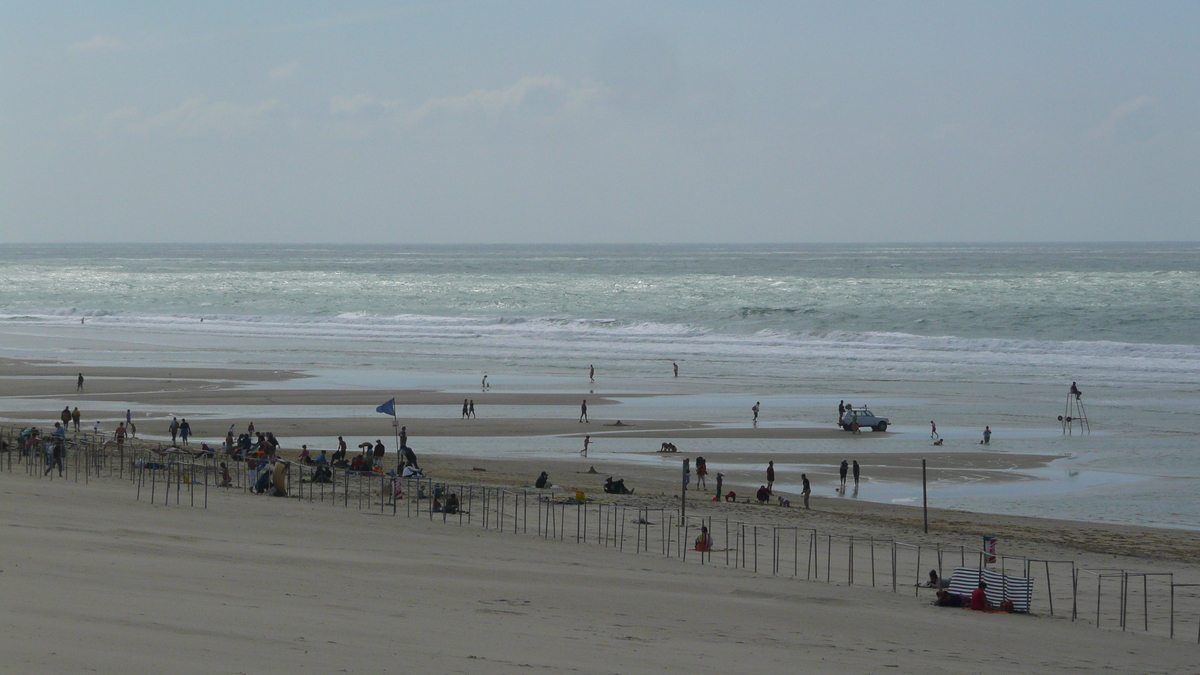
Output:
top-left (2, 424), bottom-right (1198, 643)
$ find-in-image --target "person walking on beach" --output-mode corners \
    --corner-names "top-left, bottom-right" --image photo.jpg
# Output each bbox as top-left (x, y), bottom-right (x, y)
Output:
top-left (580, 400), bottom-right (588, 423)
top-left (581, 435), bottom-right (590, 457)
top-left (45, 437), bottom-right (64, 477)
top-left (752, 402), bottom-right (760, 425)
top-left (169, 417), bottom-right (179, 444)
top-left (77, 373), bottom-right (84, 392)
top-left (930, 420), bottom-right (939, 440)
top-left (766, 460), bottom-right (775, 492)
top-left (801, 473), bottom-right (811, 509)
top-left (673, 362), bottom-right (678, 377)
top-left (982, 426), bottom-right (992, 445)
top-left (468, 400), bottom-right (475, 419)
top-left (839, 459), bottom-right (849, 491)
top-left (462, 399), bottom-right (469, 419)
top-left (852, 460), bottom-right (860, 488)
top-left (126, 409), bottom-right (132, 427)
top-left (60, 406), bottom-right (71, 429)
top-left (589, 364), bottom-right (595, 382)
top-left (482, 374), bottom-right (488, 390)
top-left (115, 423), bottom-right (126, 452)
top-left (179, 419), bottom-right (191, 445)
top-left (71, 407), bottom-right (81, 431)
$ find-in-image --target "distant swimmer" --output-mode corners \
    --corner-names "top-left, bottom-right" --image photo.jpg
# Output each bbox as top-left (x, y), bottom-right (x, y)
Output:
top-left (579, 400), bottom-right (588, 423)
top-left (933, 439), bottom-right (944, 446)
top-left (1070, 381), bottom-right (1082, 400)
top-left (77, 373), bottom-right (84, 392)
top-left (673, 362), bottom-right (678, 377)
top-left (581, 435), bottom-right (590, 457)
top-left (752, 402), bottom-right (760, 425)
top-left (589, 364), bottom-right (595, 382)
top-left (930, 420), bottom-right (939, 440)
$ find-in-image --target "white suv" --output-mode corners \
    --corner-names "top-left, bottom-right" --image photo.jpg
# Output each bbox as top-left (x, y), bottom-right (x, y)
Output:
top-left (840, 408), bottom-right (889, 432)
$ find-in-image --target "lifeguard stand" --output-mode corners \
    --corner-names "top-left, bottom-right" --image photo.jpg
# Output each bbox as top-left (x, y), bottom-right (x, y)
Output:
top-left (1060, 387), bottom-right (1090, 435)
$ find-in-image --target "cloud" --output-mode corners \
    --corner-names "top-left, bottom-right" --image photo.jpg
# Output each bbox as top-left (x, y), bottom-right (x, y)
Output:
top-left (406, 76), bottom-right (608, 126)
top-left (1093, 95), bottom-right (1157, 140)
top-left (68, 35), bottom-right (124, 54)
top-left (270, 61), bottom-right (299, 81)
top-left (139, 97), bottom-right (278, 136)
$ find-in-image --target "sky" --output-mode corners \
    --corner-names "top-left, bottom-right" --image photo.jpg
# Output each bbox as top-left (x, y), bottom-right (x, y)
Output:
top-left (1, 2), bottom-right (1198, 244)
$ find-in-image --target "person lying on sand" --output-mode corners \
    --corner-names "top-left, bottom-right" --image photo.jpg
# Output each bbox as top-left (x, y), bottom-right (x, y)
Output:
top-left (603, 477), bottom-right (634, 495)
top-left (934, 590), bottom-right (965, 607)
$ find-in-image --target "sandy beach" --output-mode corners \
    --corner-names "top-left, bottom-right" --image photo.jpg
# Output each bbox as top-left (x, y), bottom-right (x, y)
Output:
top-left (5, 354), bottom-right (1200, 673)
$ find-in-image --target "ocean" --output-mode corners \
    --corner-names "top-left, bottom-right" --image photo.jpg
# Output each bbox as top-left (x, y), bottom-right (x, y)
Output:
top-left (1, 243), bottom-right (1198, 528)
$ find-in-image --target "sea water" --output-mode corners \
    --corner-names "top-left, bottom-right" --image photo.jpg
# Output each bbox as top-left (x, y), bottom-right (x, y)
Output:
top-left (1, 243), bottom-right (1197, 528)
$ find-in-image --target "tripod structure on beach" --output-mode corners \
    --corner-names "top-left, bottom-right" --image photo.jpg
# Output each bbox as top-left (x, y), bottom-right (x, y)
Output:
top-left (1061, 390), bottom-right (1090, 435)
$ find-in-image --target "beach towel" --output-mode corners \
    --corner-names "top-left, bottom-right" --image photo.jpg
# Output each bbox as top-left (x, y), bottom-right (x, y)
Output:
top-left (947, 567), bottom-right (1034, 613)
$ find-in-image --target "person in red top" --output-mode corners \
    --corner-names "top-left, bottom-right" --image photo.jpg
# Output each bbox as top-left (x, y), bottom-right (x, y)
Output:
top-left (970, 582), bottom-right (991, 611)
top-left (766, 461), bottom-right (775, 492)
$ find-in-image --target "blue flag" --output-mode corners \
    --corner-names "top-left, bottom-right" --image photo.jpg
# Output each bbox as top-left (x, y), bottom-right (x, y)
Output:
top-left (376, 398), bottom-right (396, 417)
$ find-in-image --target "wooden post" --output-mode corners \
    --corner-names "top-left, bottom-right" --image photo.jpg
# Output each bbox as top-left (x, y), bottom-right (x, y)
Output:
top-left (681, 458), bottom-right (689, 522)
top-left (922, 459), bottom-right (929, 534)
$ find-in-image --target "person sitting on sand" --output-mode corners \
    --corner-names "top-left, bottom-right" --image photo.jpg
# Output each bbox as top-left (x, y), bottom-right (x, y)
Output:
top-left (970, 582), bottom-right (991, 611)
top-left (535, 471), bottom-right (549, 489)
top-left (756, 485), bottom-right (771, 504)
top-left (269, 458), bottom-right (289, 497)
top-left (445, 493), bottom-right (460, 515)
top-left (298, 446), bottom-right (312, 465)
top-left (253, 463), bottom-right (274, 494)
top-left (401, 445), bottom-right (420, 471)
top-left (695, 526), bottom-right (713, 552)
top-left (218, 461), bottom-right (232, 487)
top-left (935, 589), bottom-right (965, 607)
top-left (312, 465), bottom-right (333, 483)
top-left (401, 464), bottom-right (424, 478)
top-left (313, 450), bottom-right (328, 465)
top-left (350, 454), bottom-right (364, 472)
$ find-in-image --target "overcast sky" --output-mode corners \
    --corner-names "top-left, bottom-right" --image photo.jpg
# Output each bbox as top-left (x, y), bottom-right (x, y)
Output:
top-left (2, 2), bottom-right (1197, 243)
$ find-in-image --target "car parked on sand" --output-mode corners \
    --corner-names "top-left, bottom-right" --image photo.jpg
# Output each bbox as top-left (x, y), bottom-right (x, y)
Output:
top-left (840, 408), bottom-right (889, 432)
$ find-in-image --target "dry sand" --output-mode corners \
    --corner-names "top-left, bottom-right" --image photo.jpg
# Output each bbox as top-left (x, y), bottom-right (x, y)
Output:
top-left (3, 473), bottom-right (1199, 675)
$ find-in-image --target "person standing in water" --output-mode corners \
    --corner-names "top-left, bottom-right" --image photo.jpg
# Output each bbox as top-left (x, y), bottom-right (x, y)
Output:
top-left (579, 400), bottom-right (588, 423)
top-left (673, 362), bottom-right (678, 377)
top-left (982, 426), bottom-right (992, 444)
top-left (852, 460), bottom-right (861, 488)
top-left (77, 373), bottom-right (84, 392)
top-left (752, 402), bottom-right (760, 425)
top-left (930, 420), bottom-right (939, 440)
top-left (589, 364), bottom-right (595, 382)
top-left (581, 435), bottom-right (590, 457)
top-left (482, 374), bottom-right (488, 390)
